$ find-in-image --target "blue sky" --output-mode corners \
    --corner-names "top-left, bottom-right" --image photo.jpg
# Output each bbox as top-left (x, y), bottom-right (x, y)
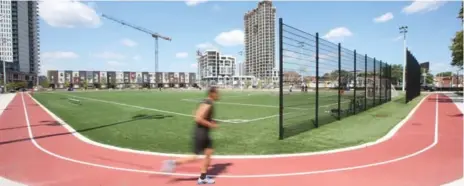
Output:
top-left (39, 0), bottom-right (461, 75)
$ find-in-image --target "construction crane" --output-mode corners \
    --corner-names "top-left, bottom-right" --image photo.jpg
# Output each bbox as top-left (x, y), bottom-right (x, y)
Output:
top-left (101, 14), bottom-right (171, 74)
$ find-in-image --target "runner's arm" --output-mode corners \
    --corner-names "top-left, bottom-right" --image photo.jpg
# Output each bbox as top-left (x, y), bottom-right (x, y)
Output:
top-left (195, 103), bottom-right (216, 128)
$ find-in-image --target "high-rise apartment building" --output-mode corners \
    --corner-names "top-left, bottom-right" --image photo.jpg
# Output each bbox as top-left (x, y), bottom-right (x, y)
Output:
top-left (0, 1), bottom-right (40, 85)
top-left (244, 0), bottom-right (275, 80)
top-left (197, 50), bottom-right (235, 83)
top-left (236, 62), bottom-right (245, 76)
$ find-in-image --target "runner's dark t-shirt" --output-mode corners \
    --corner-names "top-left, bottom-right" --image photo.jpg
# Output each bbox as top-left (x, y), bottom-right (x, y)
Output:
top-left (196, 98), bottom-right (214, 132)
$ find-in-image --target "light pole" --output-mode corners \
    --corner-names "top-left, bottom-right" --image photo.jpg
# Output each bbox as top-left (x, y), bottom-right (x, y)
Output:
top-left (238, 51), bottom-right (244, 88)
top-left (1, 38), bottom-right (6, 92)
top-left (399, 26), bottom-right (408, 92)
top-left (298, 41), bottom-right (305, 83)
top-left (0, 14), bottom-right (6, 92)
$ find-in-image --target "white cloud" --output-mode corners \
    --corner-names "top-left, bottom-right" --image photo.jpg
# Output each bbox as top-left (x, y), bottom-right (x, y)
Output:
top-left (133, 55), bottom-right (141, 61)
top-left (196, 42), bottom-right (217, 50)
top-left (38, 0), bottom-right (101, 28)
top-left (121, 38), bottom-right (138, 47)
top-left (176, 52), bottom-right (189, 58)
top-left (322, 27), bottom-right (353, 42)
top-left (214, 29), bottom-right (244, 47)
top-left (190, 63), bottom-right (198, 68)
top-left (185, 0), bottom-right (208, 6)
top-left (107, 61), bottom-right (125, 67)
top-left (402, 0), bottom-right (447, 14)
top-left (41, 51), bottom-right (79, 60)
top-left (393, 35), bottom-right (403, 41)
top-left (373, 12), bottom-right (394, 23)
top-left (93, 52), bottom-right (126, 60)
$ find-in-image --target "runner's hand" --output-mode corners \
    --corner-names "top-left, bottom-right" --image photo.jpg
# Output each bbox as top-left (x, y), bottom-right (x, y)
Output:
top-left (209, 121), bottom-right (218, 129)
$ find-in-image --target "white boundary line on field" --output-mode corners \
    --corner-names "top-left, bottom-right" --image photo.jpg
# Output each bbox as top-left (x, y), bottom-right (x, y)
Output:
top-left (68, 94), bottom-right (283, 124)
top-left (27, 92), bottom-right (432, 159)
top-left (21, 93), bottom-right (440, 178)
top-left (181, 98), bottom-right (308, 111)
top-left (181, 98), bottom-right (350, 111)
top-left (62, 94), bottom-right (242, 124)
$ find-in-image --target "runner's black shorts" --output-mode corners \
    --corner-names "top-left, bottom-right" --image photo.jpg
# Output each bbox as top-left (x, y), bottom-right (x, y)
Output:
top-left (193, 129), bottom-right (212, 155)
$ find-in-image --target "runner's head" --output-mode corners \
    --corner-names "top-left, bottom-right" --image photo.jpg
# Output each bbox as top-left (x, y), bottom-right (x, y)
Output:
top-left (208, 86), bottom-right (219, 101)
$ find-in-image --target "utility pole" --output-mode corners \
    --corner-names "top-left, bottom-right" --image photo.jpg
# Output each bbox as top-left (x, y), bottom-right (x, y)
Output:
top-left (399, 26), bottom-right (408, 92)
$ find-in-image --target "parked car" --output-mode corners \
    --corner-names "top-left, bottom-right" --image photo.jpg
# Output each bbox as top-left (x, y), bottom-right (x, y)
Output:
top-left (422, 84), bottom-right (436, 92)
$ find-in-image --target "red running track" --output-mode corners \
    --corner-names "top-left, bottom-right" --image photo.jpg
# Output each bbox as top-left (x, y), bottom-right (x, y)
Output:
top-left (0, 93), bottom-right (462, 186)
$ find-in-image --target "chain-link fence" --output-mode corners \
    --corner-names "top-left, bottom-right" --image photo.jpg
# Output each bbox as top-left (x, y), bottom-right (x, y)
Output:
top-left (278, 18), bottom-right (392, 139)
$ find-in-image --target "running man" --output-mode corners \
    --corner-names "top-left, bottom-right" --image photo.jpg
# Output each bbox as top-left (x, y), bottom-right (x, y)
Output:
top-left (161, 87), bottom-right (219, 184)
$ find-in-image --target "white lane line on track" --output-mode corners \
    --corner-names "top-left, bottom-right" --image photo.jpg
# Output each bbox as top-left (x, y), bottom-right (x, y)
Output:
top-left (22, 93), bottom-right (440, 178)
top-left (29, 93), bottom-right (431, 159)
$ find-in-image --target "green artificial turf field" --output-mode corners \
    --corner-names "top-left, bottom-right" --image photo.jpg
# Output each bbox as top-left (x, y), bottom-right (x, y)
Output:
top-left (32, 89), bottom-right (422, 155)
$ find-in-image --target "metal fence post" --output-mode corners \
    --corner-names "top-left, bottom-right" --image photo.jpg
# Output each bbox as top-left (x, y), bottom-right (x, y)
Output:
top-left (364, 54), bottom-right (367, 110)
top-left (315, 32), bottom-right (319, 128)
top-left (389, 65), bottom-right (392, 101)
top-left (353, 50), bottom-right (357, 114)
top-left (278, 18), bottom-right (284, 140)
top-left (384, 63), bottom-right (388, 103)
top-left (337, 43), bottom-right (341, 120)
top-left (379, 61), bottom-right (382, 104)
top-left (373, 58), bottom-right (376, 106)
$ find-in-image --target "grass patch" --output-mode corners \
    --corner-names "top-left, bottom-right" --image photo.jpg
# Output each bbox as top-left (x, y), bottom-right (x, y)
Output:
top-left (32, 90), bottom-right (424, 155)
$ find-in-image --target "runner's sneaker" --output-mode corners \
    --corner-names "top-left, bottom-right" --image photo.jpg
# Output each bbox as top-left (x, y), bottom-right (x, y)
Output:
top-left (160, 160), bottom-right (176, 173)
top-left (197, 176), bottom-right (215, 185)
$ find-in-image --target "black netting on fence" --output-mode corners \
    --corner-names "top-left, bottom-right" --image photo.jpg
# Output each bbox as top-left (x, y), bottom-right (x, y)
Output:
top-left (278, 18), bottom-right (393, 139)
top-left (405, 49), bottom-right (421, 103)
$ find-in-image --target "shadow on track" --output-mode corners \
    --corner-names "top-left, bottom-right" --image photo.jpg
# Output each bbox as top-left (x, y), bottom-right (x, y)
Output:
top-left (92, 155), bottom-right (155, 169)
top-left (164, 163), bottom-right (233, 183)
top-left (0, 114), bottom-right (173, 146)
top-left (0, 120), bottom-right (61, 131)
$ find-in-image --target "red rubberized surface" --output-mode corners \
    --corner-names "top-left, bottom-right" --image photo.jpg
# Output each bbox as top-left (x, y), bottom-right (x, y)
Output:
top-left (0, 93), bottom-right (462, 186)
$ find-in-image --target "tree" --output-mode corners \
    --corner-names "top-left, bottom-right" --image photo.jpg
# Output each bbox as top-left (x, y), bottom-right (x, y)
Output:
top-left (426, 73), bottom-right (434, 84)
top-left (245, 80), bottom-right (251, 88)
top-left (40, 78), bottom-right (49, 88)
top-left (101, 77), bottom-right (107, 84)
top-left (450, 31), bottom-right (463, 69)
top-left (390, 64), bottom-right (403, 85)
top-left (82, 80), bottom-right (88, 89)
top-left (436, 71), bottom-right (453, 77)
top-left (450, 3), bottom-right (463, 69)
top-left (420, 68), bottom-right (434, 85)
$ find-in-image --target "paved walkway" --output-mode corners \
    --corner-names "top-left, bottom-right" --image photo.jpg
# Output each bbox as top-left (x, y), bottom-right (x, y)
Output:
top-left (443, 92), bottom-right (464, 186)
top-left (0, 93), bottom-right (28, 186)
top-left (0, 93), bottom-right (16, 116)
